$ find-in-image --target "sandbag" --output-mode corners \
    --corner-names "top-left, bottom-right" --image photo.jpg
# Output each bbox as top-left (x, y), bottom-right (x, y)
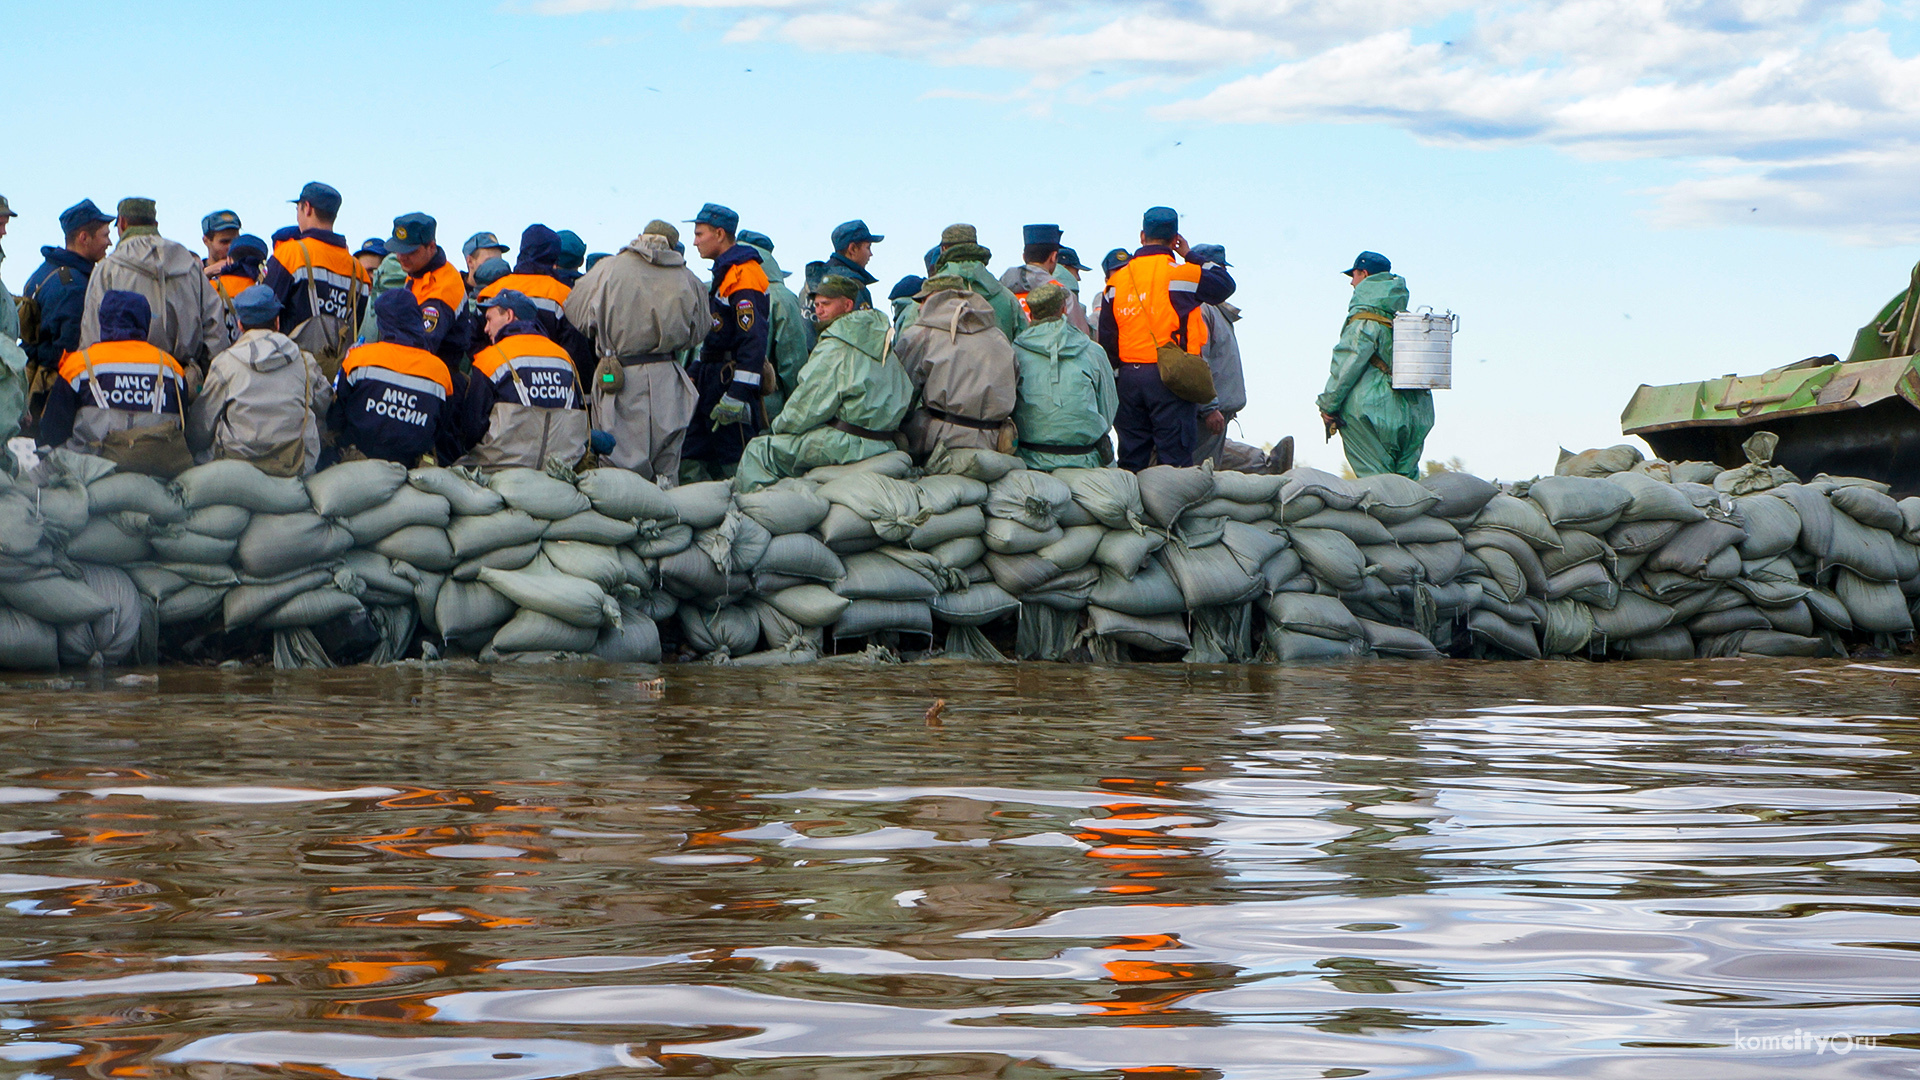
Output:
top-left (574, 467), bottom-right (676, 522)
top-left (929, 583), bottom-right (1020, 627)
top-left (984, 552), bottom-right (1061, 596)
top-left (409, 466), bottom-right (506, 516)
top-left (1646, 519), bottom-right (1747, 578)
top-left (87, 471), bottom-right (186, 524)
top-left (236, 513), bottom-right (354, 578)
top-left (1902, 497), bottom-right (1920, 543)
top-left (1619, 627), bottom-right (1693, 660)
top-left (1688, 605), bottom-right (1772, 636)
top-left (757, 533), bottom-right (846, 582)
top-left (1353, 473), bottom-right (1441, 524)
top-left (1824, 510), bottom-right (1912, 582)
top-left (225, 568), bottom-right (335, 629)
top-left (1054, 468), bottom-right (1146, 531)
top-left (1731, 495), bottom-right (1800, 560)
top-left (833, 598), bottom-right (933, 639)
top-left (1137, 465), bottom-right (1216, 528)
top-left (1834, 569), bottom-right (1913, 633)
top-left (1160, 543), bottom-right (1262, 609)
top-left (1355, 543), bottom-right (1420, 586)
top-left (1804, 586), bottom-right (1852, 632)
top-left (1830, 486), bottom-right (1905, 533)
top-left (1387, 516), bottom-right (1460, 545)
top-left (1405, 541), bottom-right (1466, 585)
top-left (55, 564), bottom-right (142, 668)
top-left (1772, 483), bottom-right (1834, 559)
top-left (0, 606), bottom-right (59, 670)
top-left (631, 520), bottom-right (694, 559)
top-left (257, 588), bottom-right (364, 630)
top-left (544, 510), bottom-right (638, 546)
top-left (924, 445), bottom-right (1021, 483)
top-left (1467, 609), bottom-right (1543, 660)
top-left (914, 474), bottom-right (990, 515)
top-left (1264, 627), bottom-right (1366, 663)
top-left (307, 459), bottom-right (408, 519)
top-left (1287, 527), bottom-right (1370, 592)
top-left (1359, 618), bottom-right (1442, 659)
top-left (1260, 548), bottom-right (1306, 593)
top-left (1262, 592), bottom-right (1364, 642)
top-left (983, 517), bottom-right (1064, 555)
top-left (676, 602), bottom-right (760, 656)
top-left (767, 584), bottom-right (850, 627)
top-left (434, 579), bottom-right (516, 639)
top-left (1607, 471), bottom-right (1706, 524)
top-left (493, 608), bottom-right (598, 654)
top-left (806, 448), bottom-right (914, 481)
top-left (484, 467), bottom-right (590, 521)
top-left (1607, 518), bottom-right (1685, 556)
top-left (480, 557), bottom-right (615, 629)
top-left (1420, 470), bottom-right (1498, 519)
top-left (1465, 528), bottom-right (1550, 595)
top-left (341, 485), bottom-right (452, 545)
top-left (542, 541), bottom-right (627, 592)
top-left (1470, 549), bottom-right (1530, 605)
top-left (985, 471), bottom-right (1073, 532)
top-left (1590, 591), bottom-right (1674, 640)
top-left (593, 608), bottom-right (662, 663)
top-left (1093, 528), bottom-right (1166, 579)
top-left (1290, 508), bottom-right (1394, 546)
top-left (1091, 558), bottom-right (1185, 617)
top-left (65, 516), bottom-right (152, 564)
top-left (183, 504), bottom-right (252, 540)
top-left (1556, 444), bottom-right (1643, 478)
top-left (1668, 462), bottom-right (1722, 484)
top-left (1173, 513), bottom-right (1226, 549)
top-left (930, 536), bottom-right (987, 572)
top-left (175, 459), bottom-right (312, 513)
top-left (1736, 630), bottom-right (1830, 658)
top-left (0, 493), bottom-right (45, 557)
top-left (1037, 525), bottom-right (1104, 574)
top-left (448, 509), bottom-right (548, 561)
top-left (818, 474), bottom-right (927, 542)
top-left (374, 525), bottom-right (458, 573)
top-left (836, 551), bottom-right (940, 601)
top-left (735, 479), bottom-right (832, 535)
top-left (1088, 606), bottom-right (1189, 652)
top-left (657, 546), bottom-right (749, 603)
top-left (1473, 494), bottom-right (1562, 551)
top-left (1024, 563), bottom-right (1099, 610)
top-left (1211, 469), bottom-right (1282, 505)
top-left (662, 481), bottom-right (731, 530)
top-left (1526, 475), bottom-right (1631, 533)
top-left (341, 550), bottom-right (420, 603)
top-left (1219, 521), bottom-right (1290, 571)
top-left (1278, 493), bottom-right (1326, 524)
top-left (158, 584), bottom-right (224, 625)
top-left (1541, 530), bottom-right (1613, 575)
top-left (1762, 600), bottom-right (1815, 636)
top-left (1281, 467), bottom-right (1364, 512)
top-left (150, 529), bottom-right (238, 565)
top-left (34, 481), bottom-right (88, 541)
top-left (1537, 597), bottom-right (1594, 655)
top-left (1186, 497), bottom-right (1275, 524)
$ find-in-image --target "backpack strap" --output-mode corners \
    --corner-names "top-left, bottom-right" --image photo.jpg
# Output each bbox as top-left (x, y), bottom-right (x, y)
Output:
top-left (79, 347), bottom-right (108, 410)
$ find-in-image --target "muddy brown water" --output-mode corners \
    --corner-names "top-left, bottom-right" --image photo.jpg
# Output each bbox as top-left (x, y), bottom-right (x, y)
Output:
top-left (0, 659), bottom-right (1916, 1079)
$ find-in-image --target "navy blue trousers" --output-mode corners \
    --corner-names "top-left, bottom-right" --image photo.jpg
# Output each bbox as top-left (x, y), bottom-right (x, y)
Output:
top-left (1115, 362), bottom-right (1197, 471)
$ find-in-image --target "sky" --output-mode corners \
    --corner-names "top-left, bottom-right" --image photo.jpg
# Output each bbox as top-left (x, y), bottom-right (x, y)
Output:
top-left (5, 0), bottom-right (1919, 479)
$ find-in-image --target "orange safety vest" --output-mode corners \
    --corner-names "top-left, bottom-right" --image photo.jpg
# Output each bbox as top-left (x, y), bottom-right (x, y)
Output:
top-left (58, 340), bottom-right (186, 387)
top-left (340, 341), bottom-right (455, 397)
top-left (1106, 253), bottom-right (1210, 365)
top-left (471, 333), bottom-right (576, 380)
top-left (478, 273), bottom-right (572, 317)
top-left (408, 261), bottom-right (468, 316)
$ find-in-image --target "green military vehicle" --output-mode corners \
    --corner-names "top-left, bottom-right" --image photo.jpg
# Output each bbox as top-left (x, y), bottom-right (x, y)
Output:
top-left (1621, 263), bottom-right (1920, 496)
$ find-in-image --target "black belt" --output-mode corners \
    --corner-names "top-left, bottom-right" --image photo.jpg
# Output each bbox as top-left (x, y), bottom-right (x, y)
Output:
top-left (922, 405), bottom-right (1003, 431)
top-left (1021, 440), bottom-right (1100, 455)
top-left (830, 419), bottom-right (898, 442)
top-left (618, 352), bottom-right (678, 366)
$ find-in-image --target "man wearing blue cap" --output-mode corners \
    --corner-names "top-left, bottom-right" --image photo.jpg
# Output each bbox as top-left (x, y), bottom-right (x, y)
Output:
top-left (200, 210), bottom-right (242, 275)
top-left (211, 234), bottom-right (270, 345)
top-left (189, 284), bottom-right (331, 476)
top-left (683, 203), bottom-right (771, 481)
top-left (1186, 243), bottom-right (1245, 469)
top-left (461, 232), bottom-right (508, 280)
top-left (1317, 251), bottom-right (1431, 479)
top-left (20, 201), bottom-right (114, 409)
top-left (386, 212), bottom-right (470, 371)
top-left (355, 239), bottom-right (388, 277)
top-left (554, 231), bottom-right (587, 286)
top-left (457, 289), bottom-right (587, 470)
top-left (1098, 206), bottom-right (1235, 470)
top-left (263, 182), bottom-right (370, 374)
top-left (1000, 224), bottom-right (1090, 335)
top-left (816, 220), bottom-right (881, 310)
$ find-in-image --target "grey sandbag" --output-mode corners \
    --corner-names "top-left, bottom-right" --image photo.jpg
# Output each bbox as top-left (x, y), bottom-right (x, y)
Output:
top-left (434, 580), bottom-right (516, 639)
top-left (1544, 562), bottom-right (1611, 603)
top-left (493, 608), bottom-right (598, 654)
top-left (545, 510), bottom-right (639, 546)
top-left (986, 470), bottom-right (1073, 531)
top-left (342, 550), bottom-right (420, 602)
top-left (1620, 627), bottom-right (1694, 660)
top-left (930, 582), bottom-right (1020, 626)
top-left (341, 485), bottom-right (452, 545)
top-left (1762, 600), bottom-right (1815, 636)
top-left (56, 564), bottom-right (142, 668)
top-left (1538, 597), bottom-right (1594, 655)
top-left (409, 466), bottom-right (506, 516)
top-left (257, 588), bottom-right (364, 630)
top-left (175, 459), bottom-right (312, 513)
top-left (1094, 527), bottom-right (1166, 579)
top-left (1834, 568), bottom-right (1913, 633)
top-left (1606, 518), bottom-right (1684, 556)
top-left (1903, 497), bottom-right (1920, 542)
top-left (1287, 527), bottom-right (1371, 592)
top-left (1406, 541), bottom-right (1466, 585)
top-left (374, 525), bottom-right (458, 572)
top-left (1220, 521), bottom-right (1290, 571)
top-left (984, 551), bottom-right (1061, 596)
top-left (1037, 525), bottom-right (1104, 573)
top-left (1359, 543), bottom-right (1424, 587)
top-left (307, 459), bottom-right (409, 519)
top-left (1474, 494), bottom-right (1562, 551)
top-left (34, 481), bottom-right (88, 541)
top-left (1590, 590), bottom-right (1674, 640)
top-left (1359, 618), bottom-right (1442, 659)
top-left (0, 572), bottom-right (113, 626)
top-left (833, 598), bottom-right (932, 639)
top-left (1281, 467), bottom-right (1363, 512)
top-left (1265, 627), bottom-right (1367, 663)
top-left (1830, 486), bottom-right (1905, 533)
top-left (1732, 494), bottom-right (1800, 559)
top-left (1160, 543), bottom-right (1263, 608)
top-left (0, 493), bottom-right (45, 556)
top-left (657, 546), bottom-right (749, 603)
top-left (593, 608), bottom-right (662, 663)
top-left (984, 517), bottom-right (1064, 555)
top-left (1261, 548), bottom-right (1305, 593)
top-left (128, 565), bottom-right (189, 602)
top-left (1525, 475), bottom-right (1631, 533)
top-left (1772, 483), bottom-right (1834, 558)
top-left (915, 474), bottom-right (990, 515)
top-left (1467, 609), bottom-right (1543, 659)
top-left (1609, 471), bottom-right (1707, 524)
top-left (836, 551), bottom-right (940, 601)
top-left (541, 541), bottom-right (627, 592)
top-left (1290, 507), bottom-right (1395, 546)
top-left (574, 467), bottom-right (676, 522)
top-left (930, 536), bottom-right (987, 572)
top-left (815, 503), bottom-right (883, 553)
top-left (817, 474), bottom-right (926, 541)
top-left (489, 467), bottom-right (591, 520)
top-left (1188, 497), bottom-right (1278, 524)
top-left (449, 509), bottom-right (548, 561)
top-left (1824, 509), bottom-right (1913, 582)
top-left (767, 584), bottom-right (850, 627)
top-left (1173, 512), bottom-right (1226, 549)
top-left (1024, 564), bottom-right (1100, 610)
top-left (657, 480), bottom-right (729, 530)
top-left (1804, 586), bottom-right (1853, 632)
top-left (924, 445), bottom-right (1022, 483)
top-left (65, 516), bottom-right (153, 564)
top-left (1088, 606), bottom-right (1190, 652)
top-left (88, 471), bottom-right (186, 524)
top-left (480, 558), bottom-right (616, 629)
top-left (159, 584), bottom-right (225, 625)
top-left (1387, 516), bottom-right (1460, 545)
top-left (1419, 470), bottom-right (1498, 519)
top-left (0, 605), bottom-right (58, 670)
top-left (1091, 558), bottom-right (1186, 617)
top-left (1211, 469), bottom-right (1283, 505)
top-left (736, 479), bottom-right (832, 535)
top-left (1054, 468), bottom-right (1146, 531)
top-left (1557, 444), bottom-right (1643, 478)
top-left (1736, 630), bottom-right (1831, 658)
top-left (1138, 464), bottom-right (1216, 528)
top-left (1688, 605), bottom-right (1772, 636)
top-left (1465, 528), bottom-right (1550, 595)
top-left (237, 513), bottom-right (354, 578)
top-left (150, 529), bottom-right (238, 564)
top-left (1645, 519), bottom-right (1747, 577)
top-left (757, 533), bottom-right (846, 582)
top-left (1262, 592), bottom-right (1365, 641)
top-left (1353, 473), bottom-right (1441, 524)
top-left (225, 567), bottom-right (335, 628)
top-left (184, 504), bottom-right (252, 539)
top-left (631, 520), bottom-right (694, 558)
top-left (1669, 461), bottom-right (1723, 484)
top-left (806, 448), bottom-right (914, 481)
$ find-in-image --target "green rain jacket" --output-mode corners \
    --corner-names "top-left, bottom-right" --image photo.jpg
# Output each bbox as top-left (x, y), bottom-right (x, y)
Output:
top-left (0, 247), bottom-right (26, 452)
top-left (914, 258), bottom-right (1026, 342)
top-left (733, 309), bottom-right (912, 491)
top-left (1011, 318), bottom-right (1116, 470)
top-left (744, 243), bottom-right (812, 423)
top-left (1315, 272), bottom-right (1433, 479)
top-left (356, 255), bottom-right (411, 345)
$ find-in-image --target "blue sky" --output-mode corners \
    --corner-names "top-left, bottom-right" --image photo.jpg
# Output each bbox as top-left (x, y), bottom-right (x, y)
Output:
top-left (5, 0), bottom-right (1919, 478)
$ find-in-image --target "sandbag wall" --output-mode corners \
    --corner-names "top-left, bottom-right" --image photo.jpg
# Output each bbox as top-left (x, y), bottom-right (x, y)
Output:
top-left (0, 444), bottom-right (1913, 671)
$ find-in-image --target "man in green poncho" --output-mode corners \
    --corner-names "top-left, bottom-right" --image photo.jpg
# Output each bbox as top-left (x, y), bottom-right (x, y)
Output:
top-left (1011, 283), bottom-right (1115, 469)
top-left (1316, 251), bottom-right (1432, 479)
top-left (732, 275), bottom-right (912, 492)
top-left (906, 224), bottom-right (1026, 342)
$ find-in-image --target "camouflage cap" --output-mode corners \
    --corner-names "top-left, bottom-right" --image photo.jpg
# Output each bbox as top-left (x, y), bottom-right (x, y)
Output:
top-left (940, 223), bottom-right (977, 247)
top-left (814, 274), bottom-right (862, 301)
top-left (0, 195), bottom-right (17, 219)
top-left (117, 197), bottom-right (157, 220)
top-left (938, 242), bottom-right (992, 269)
top-left (1025, 282), bottom-right (1069, 322)
top-left (916, 274), bottom-right (970, 299)
top-left (642, 219), bottom-right (681, 246)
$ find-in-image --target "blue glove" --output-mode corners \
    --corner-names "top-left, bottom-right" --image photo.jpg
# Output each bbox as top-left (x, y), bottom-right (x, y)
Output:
top-left (710, 395), bottom-right (749, 427)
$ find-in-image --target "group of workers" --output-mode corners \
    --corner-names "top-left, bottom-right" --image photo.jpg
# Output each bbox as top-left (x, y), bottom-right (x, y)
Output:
top-left (0, 183), bottom-right (1434, 487)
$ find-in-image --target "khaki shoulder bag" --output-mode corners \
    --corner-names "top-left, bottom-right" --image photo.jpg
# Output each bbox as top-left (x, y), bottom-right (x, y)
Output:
top-left (1155, 314), bottom-right (1215, 405)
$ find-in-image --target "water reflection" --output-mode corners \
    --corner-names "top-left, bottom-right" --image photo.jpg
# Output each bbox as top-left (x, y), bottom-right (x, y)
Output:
top-left (0, 660), bottom-right (1913, 1077)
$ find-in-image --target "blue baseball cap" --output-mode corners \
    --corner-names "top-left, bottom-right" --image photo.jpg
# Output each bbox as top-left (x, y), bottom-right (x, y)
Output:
top-left (1057, 246), bottom-right (1089, 272)
top-left (387, 212), bottom-right (437, 255)
top-left (889, 275), bottom-right (924, 302)
top-left (357, 237), bottom-right (388, 259)
top-left (481, 288), bottom-right (540, 323)
top-left (1341, 251), bottom-right (1390, 276)
top-left (1101, 248), bottom-right (1132, 276)
top-left (228, 233), bottom-right (269, 258)
top-left (271, 225), bottom-right (301, 244)
top-left (59, 199), bottom-right (114, 238)
top-left (688, 203), bottom-right (739, 235)
top-left (1142, 206), bottom-right (1179, 241)
top-left (584, 252), bottom-right (611, 272)
top-left (1189, 243), bottom-right (1229, 267)
top-left (473, 255), bottom-right (511, 287)
top-left (832, 220), bottom-right (883, 251)
top-left (923, 244), bottom-right (942, 275)
top-left (291, 181), bottom-right (342, 218)
top-left (232, 284), bottom-right (281, 328)
top-left (556, 230), bottom-right (586, 270)
top-left (1022, 224), bottom-right (1063, 248)
top-left (462, 231), bottom-right (508, 259)
top-left (738, 229), bottom-right (774, 252)
top-left (201, 209), bottom-right (241, 237)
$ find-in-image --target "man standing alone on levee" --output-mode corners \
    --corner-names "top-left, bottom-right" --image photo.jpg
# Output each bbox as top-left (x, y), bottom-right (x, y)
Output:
top-left (1316, 251), bottom-right (1433, 479)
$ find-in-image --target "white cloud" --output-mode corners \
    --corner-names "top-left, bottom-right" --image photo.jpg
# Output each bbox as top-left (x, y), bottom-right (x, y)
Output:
top-left (531, 0), bottom-right (1920, 242)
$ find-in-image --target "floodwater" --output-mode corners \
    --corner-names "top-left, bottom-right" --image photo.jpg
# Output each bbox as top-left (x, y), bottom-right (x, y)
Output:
top-left (0, 659), bottom-right (1917, 1080)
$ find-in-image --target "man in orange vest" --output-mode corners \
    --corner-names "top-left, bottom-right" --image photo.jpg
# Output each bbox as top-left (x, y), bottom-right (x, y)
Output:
top-left (457, 289), bottom-right (587, 470)
top-left (1097, 206), bottom-right (1235, 470)
top-left (384, 212), bottom-right (470, 371)
top-left (211, 234), bottom-right (268, 345)
top-left (328, 289), bottom-right (458, 465)
top-left (40, 290), bottom-right (188, 455)
top-left (470, 224), bottom-right (591, 370)
top-left (263, 183), bottom-right (371, 371)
